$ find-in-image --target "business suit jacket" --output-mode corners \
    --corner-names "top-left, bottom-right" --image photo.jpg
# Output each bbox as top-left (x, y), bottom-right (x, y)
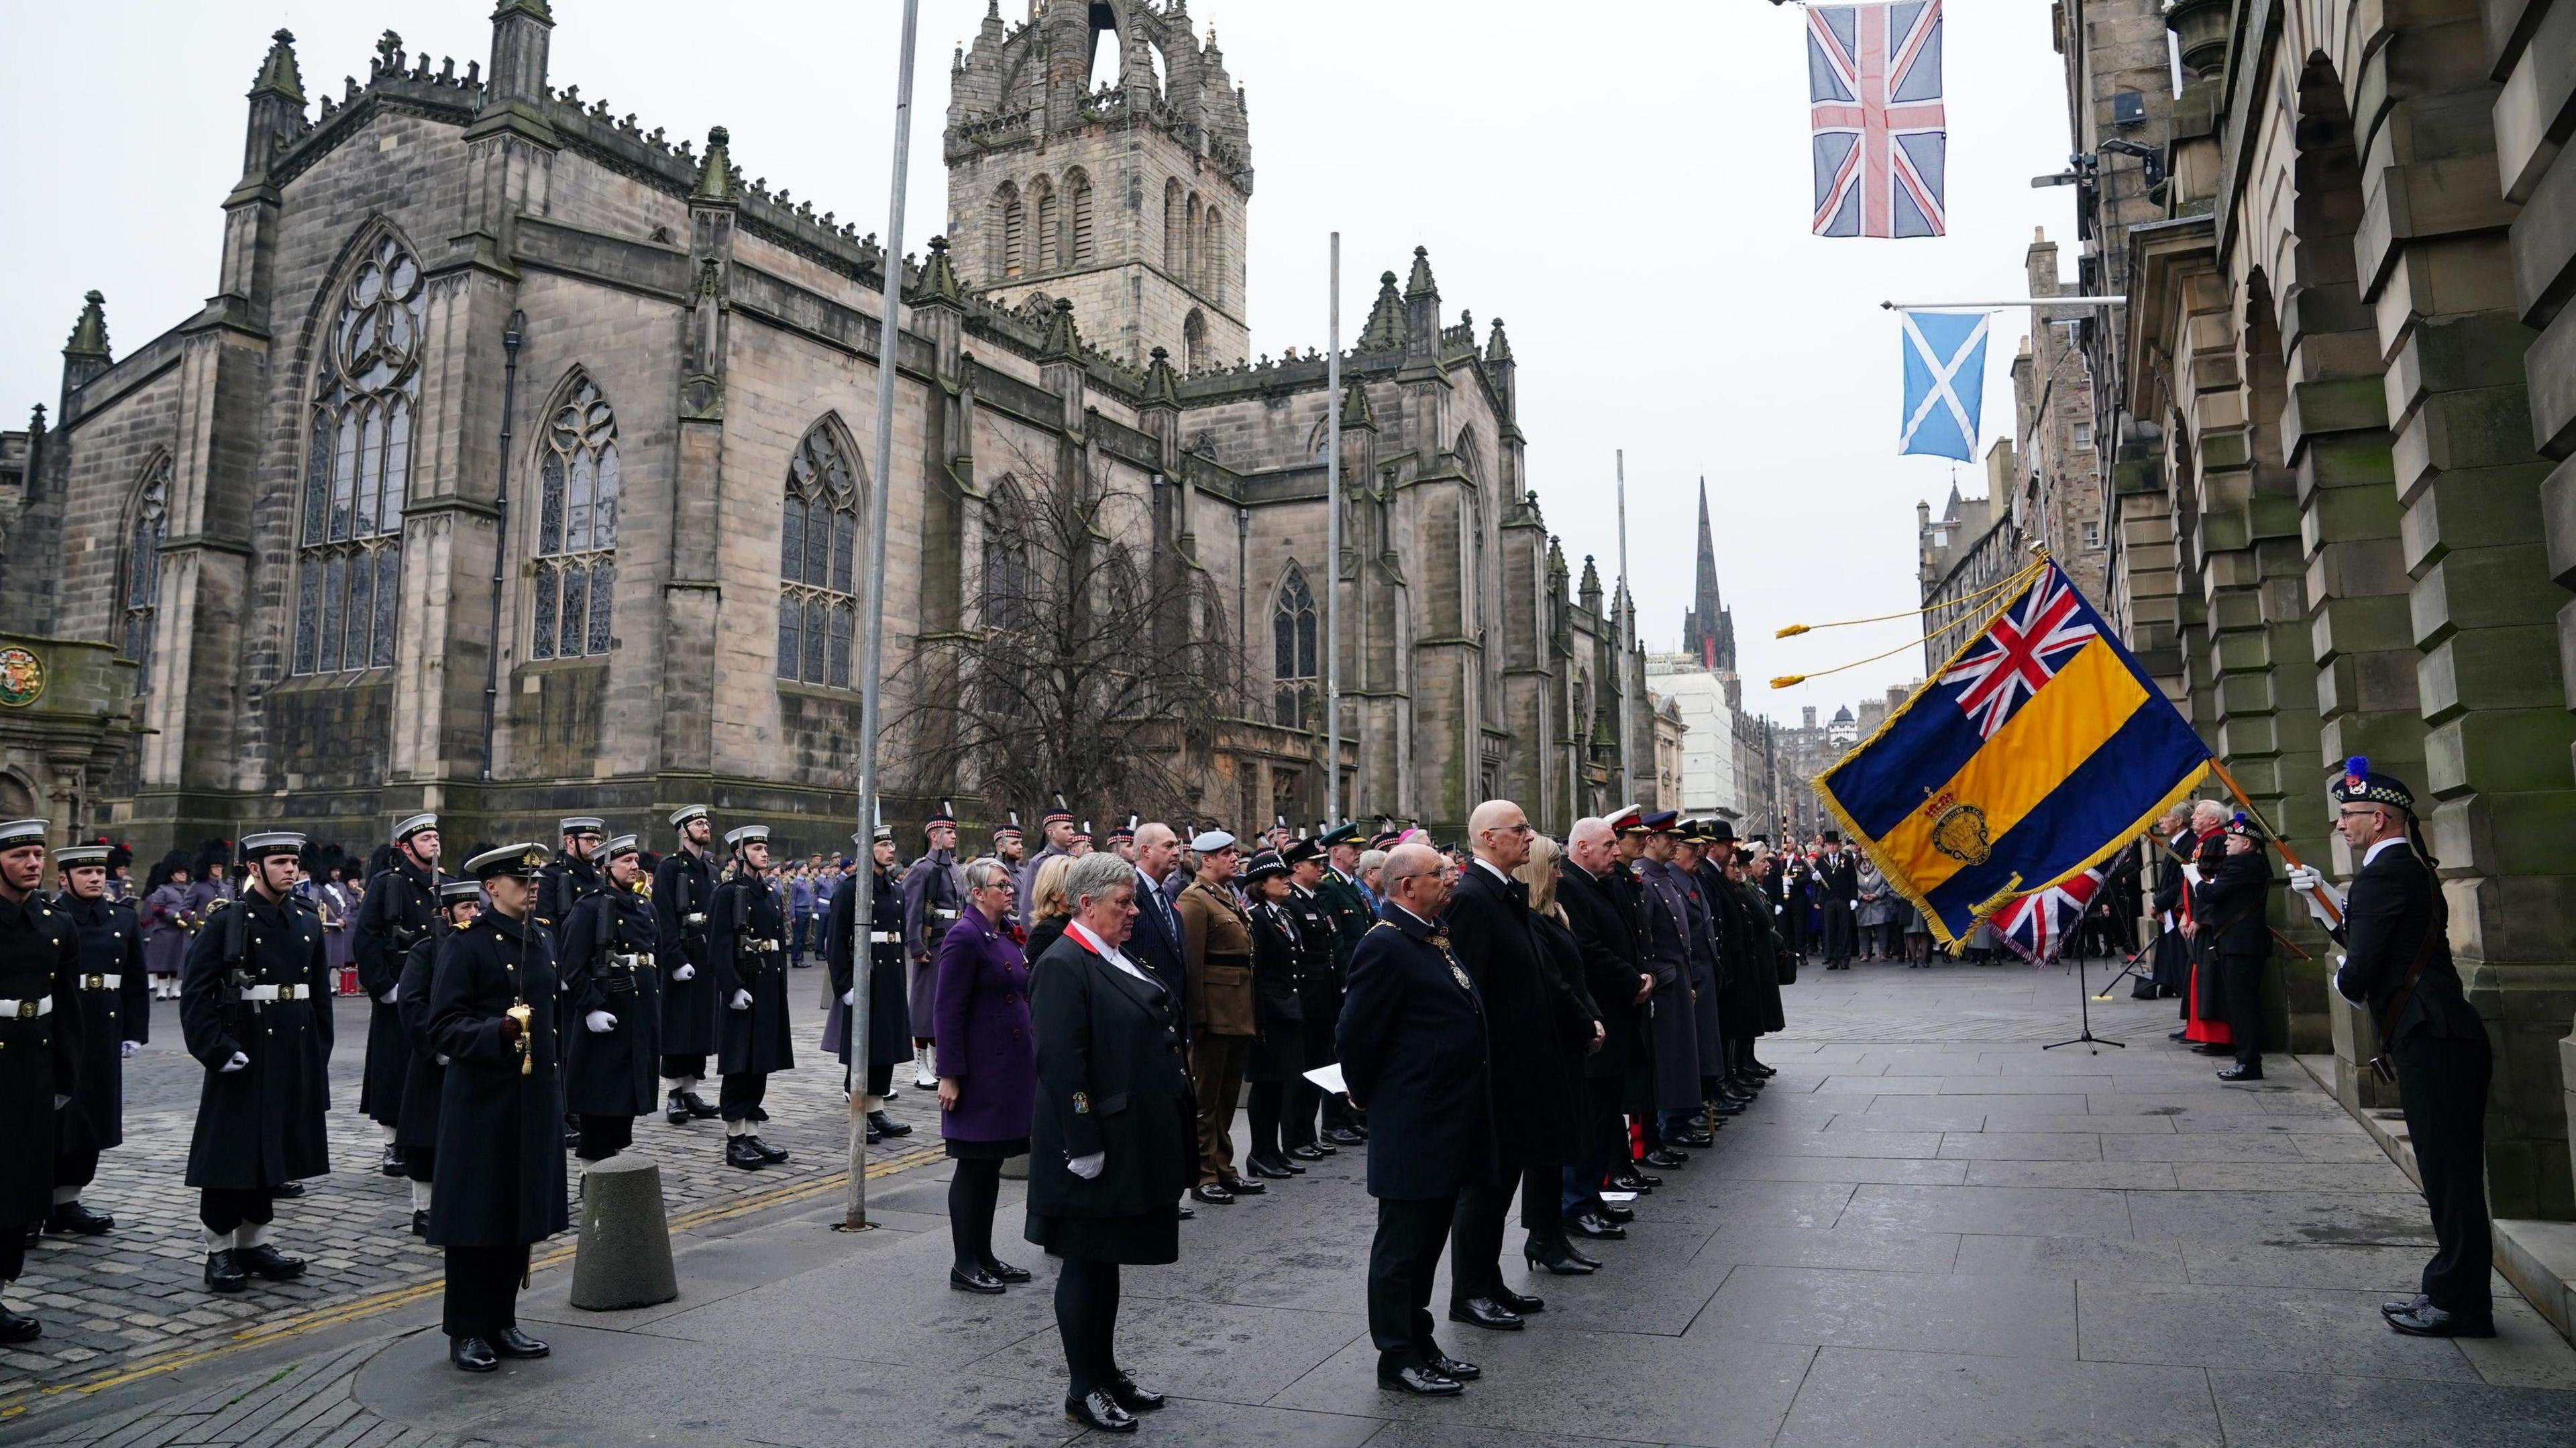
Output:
top-left (1444, 865), bottom-right (1587, 1166)
top-left (1337, 903), bottom-right (1494, 1201)
top-left (1124, 868), bottom-right (1188, 1000)
top-left (2331, 844), bottom-right (2484, 1044)
top-left (1025, 930), bottom-right (1195, 1221)
top-left (1558, 860), bottom-right (1644, 1079)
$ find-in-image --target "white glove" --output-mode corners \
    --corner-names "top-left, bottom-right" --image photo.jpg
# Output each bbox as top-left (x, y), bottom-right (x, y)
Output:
top-left (436, 1053), bottom-right (451, 1066)
top-left (584, 1010), bottom-right (617, 1034)
top-left (730, 989), bottom-right (752, 1010)
top-left (672, 963), bottom-right (696, 983)
top-left (1067, 1151), bottom-right (1106, 1180)
top-left (120, 1040), bottom-right (141, 1058)
top-left (2285, 866), bottom-right (2345, 924)
top-left (219, 1050), bottom-right (249, 1072)
top-left (840, 989), bottom-right (855, 1006)
top-left (381, 989), bottom-right (399, 1005)
top-left (53, 1094), bottom-right (70, 1110)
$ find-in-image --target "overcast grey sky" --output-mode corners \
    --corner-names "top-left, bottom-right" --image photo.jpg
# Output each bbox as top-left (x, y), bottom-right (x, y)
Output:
top-left (3, 0), bottom-right (2076, 716)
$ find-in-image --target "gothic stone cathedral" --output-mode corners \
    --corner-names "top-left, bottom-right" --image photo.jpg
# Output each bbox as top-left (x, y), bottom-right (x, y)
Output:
top-left (0, 0), bottom-right (1646, 854)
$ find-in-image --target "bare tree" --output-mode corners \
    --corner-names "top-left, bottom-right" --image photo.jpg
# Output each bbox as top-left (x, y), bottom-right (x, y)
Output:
top-left (886, 439), bottom-right (1236, 824)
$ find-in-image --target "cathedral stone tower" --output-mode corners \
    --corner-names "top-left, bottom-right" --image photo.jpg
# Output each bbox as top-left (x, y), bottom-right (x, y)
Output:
top-left (944, 0), bottom-right (1252, 370)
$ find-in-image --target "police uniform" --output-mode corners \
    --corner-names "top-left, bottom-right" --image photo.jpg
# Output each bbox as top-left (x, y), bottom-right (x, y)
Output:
top-left (826, 828), bottom-right (912, 1141)
top-left (561, 836), bottom-right (661, 1162)
top-left (0, 820), bottom-right (82, 1343)
top-left (1240, 850), bottom-right (1306, 1178)
top-left (352, 813), bottom-right (441, 1173)
top-left (397, 879), bottom-right (484, 1234)
top-left (2311, 760), bottom-right (2496, 1337)
top-left (45, 844), bottom-right (146, 1237)
top-left (430, 844), bottom-right (567, 1372)
top-left (901, 802), bottom-right (969, 1087)
top-left (710, 824), bottom-right (794, 1169)
top-left (1283, 834), bottom-right (1353, 1153)
top-left (180, 830), bottom-right (329, 1294)
top-left (653, 805), bottom-right (722, 1119)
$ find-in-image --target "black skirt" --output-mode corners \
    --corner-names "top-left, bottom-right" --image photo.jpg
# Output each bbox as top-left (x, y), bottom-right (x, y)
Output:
top-left (945, 1135), bottom-right (1030, 1161)
top-left (1026, 1207), bottom-right (1179, 1266)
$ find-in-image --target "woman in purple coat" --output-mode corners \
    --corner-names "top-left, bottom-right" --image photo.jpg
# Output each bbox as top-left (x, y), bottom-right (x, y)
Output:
top-left (140, 859), bottom-right (196, 1000)
top-left (934, 856), bottom-right (1035, 1295)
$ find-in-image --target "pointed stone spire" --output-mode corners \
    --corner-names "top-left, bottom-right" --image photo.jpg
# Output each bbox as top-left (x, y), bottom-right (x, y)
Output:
top-left (1401, 246), bottom-right (1440, 355)
top-left (1403, 244), bottom-right (1438, 298)
top-left (62, 291), bottom-right (111, 393)
top-left (473, 0), bottom-right (556, 143)
top-left (1141, 345), bottom-right (1184, 409)
top-left (1038, 297), bottom-right (1081, 359)
top-left (918, 234), bottom-right (963, 303)
top-left (691, 127), bottom-right (738, 205)
top-left (1485, 316), bottom-right (1513, 363)
top-left (1682, 477), bottom-right (1733, 672)
top-left (1357, 271), bottom-right (1403, 351)
top-left (1548, 537), bottom-right (1568, 584)
top-left (1338, 376), bottom-right (1378, 431)
top-left (251, 27), bottom-right (304, 101)
top-left (1579, 554), bottom-right (1604, 612)
top-left (235, 29), bottom-right (308, 194)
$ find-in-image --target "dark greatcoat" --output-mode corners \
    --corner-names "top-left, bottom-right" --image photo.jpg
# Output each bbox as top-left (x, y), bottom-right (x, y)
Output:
top-left (561, 885), bottom-right (663, 1116)
top-left (652, 846), bottom-right (719, 1058)
top-left (1336, 903), bottom-right (1493, 1201)
top-left (394, 932), bottom-right (447, 1166)
top-left (427, 909), bottom-right (569, 1247)
top-left (2149, 832), bottom-right (2192, 996)
top-left (2188, 844), bottom-right (2271, 1019)
top-left (1733, 875), bottom-right (1790, 1032)
top-left (0, 890), bottom-right (83, 1225)
top-left (180, 889), bottom-right (333, 1190)
top-left (1443, 864), bottom-right (1587, 1167)
top-left (1557, 859), bottom-right (1645, 1080)
top-left (1024, 928), bottom-right (1193, 1264)
top-left (55, 890), bottom-right (147, 1159)
top-left (352, 854), bottom-right (439, 1127)
top-left (538, 852), bottom-right (605, 940)
top-left (1286, 882), bottom-right (1342, 1073)
top-left (1634, 859), bottom-right (1704, 1112)
top-left (1674, 862), bottom-right (1728, 1075)
top-left (900, 850), bottom-right (965, 1038)
top-left (710, 872), bottom-right (794, 1077)
top-left (1244, 896), bottom-right (1307, 1083)
top-left (932, 909), bottom-right (1035, 1146)
top-left (822, 865), bottom-right (909, 1074)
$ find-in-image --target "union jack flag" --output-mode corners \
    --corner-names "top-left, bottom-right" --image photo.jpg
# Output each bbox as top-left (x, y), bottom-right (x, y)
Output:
top-left (1942, 565), bottom-right (2098, 738)
top-left (1994, 867), bottom-right (2103, 964)
top-left (1809, 1), bottom-right (1947, 238)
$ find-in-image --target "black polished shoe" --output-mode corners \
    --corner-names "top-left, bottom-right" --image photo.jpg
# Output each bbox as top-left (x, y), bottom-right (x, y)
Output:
top-left (1643, 1148), bottom-right (1689, 1169)
top-left (2192, 1043), bottom-right (2233, 1056)
top-left (1746, 1062), bottom-right (1778, 1078)
top-left (493, 1327), bottom-right (551, 1358)
top-left (1427, 1351), bottom-right (1481, 1382)
top-left (864, 1119), bottom-right (883, 1144)
top-left (747, 1135), bottom-right (790, 1164)
top-left (1378, 1363), bottom-right (1464, 1396)
top-left (1595, 1201), bottom-right (1636, 1224)
top-left (867, 1110), bottom-right (912, 1137)
top-left (1065, 1389), bottom-right (1138, 1433)
top-left (44, 1201), bottom-right (113, 1235)
top-left (949, 1266), bottom-right (1006, 1295)
top-left (1568, 1211), bottom-right (1629, 1240)
top-left (237, 1243), bottom-right (307, 1280)
top-left (0, 1309), bottom-right (38, 1344)
top-left (378, 1144), bottom-right (407, 1176)
top-left (1672, 1129), bottom-right (1717, 1148)
top-left (451, 1335), bottom-right (499, 1373)
top-left (411, 1210), bottom-right (430, 1238)
top-left (1448, 1296), bottom-right (1525, 1330)
top-left (1219, 1176), bottom-right (1267, 1196)
top-left (2385, 1302), bottom-right (2495, 1338)
top-left (1246, 1156), bottom-right (1295, 1180)
top-left (982, 1258), bottom-right (1033, 1284)
top-left (1619, 1168), bottom-right (1662, 1190)
top-left (1496, 1287), bottom-right (1545, 1315)
top-left (682, 1091), bottom-right (720, 1119)
top-left (1324, 1127), bottom-right (1367, 1147)
top-left (1177, 1202), bottom-right (1195, 1219)
top-left (204, 1250), bottom-right (247, 1294)
top-left (724, 1137), bottom-right (767, 1170)
top-left (2167, 1029), bottom-right (2188, 1042)
top-left (1287, 1143), bottom-right (1329, 1161)
top-left (2381, 1294), bottom-right (2430, 1319)
top-left (1105, 1372), bottom-right (1166, 1412)
top-left (1190, 1182), bottom-right (1234, 1205)
top-left (272, 1180), bottom-right (306, 1199)
top-left (1525, 1243), bottom-right (1598, 1276)
top-left (2217, 1064), bottom-right (2263, 1082)
top-left (665, 1091), bottom-right (692, 1125)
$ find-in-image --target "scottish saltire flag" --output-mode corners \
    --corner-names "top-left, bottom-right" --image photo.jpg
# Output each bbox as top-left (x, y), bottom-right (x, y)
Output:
top-left (1814, 561), bottom-right (2210, 951)
top-left (1993, 867), bottom-right (2104, 965)
top-left (1899, 309), bottom-right (1986, 460)
top-left (1810, 0), bottom-right (1947, 237)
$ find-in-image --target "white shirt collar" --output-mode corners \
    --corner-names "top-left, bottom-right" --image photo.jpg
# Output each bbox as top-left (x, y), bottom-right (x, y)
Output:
top-left (1067, 920), bottom-right (1148, 981)
top-left (2363, 837), bottom-right (2409, 868)
top-left (1474, 857), bottom-right (1511, 884)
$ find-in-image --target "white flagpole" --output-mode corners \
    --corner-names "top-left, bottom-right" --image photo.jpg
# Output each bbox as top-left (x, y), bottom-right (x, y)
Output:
top-left (1324, 233), bottom-right (1342, 825)
top-left (1616, 449), bottom-right (1633, 801)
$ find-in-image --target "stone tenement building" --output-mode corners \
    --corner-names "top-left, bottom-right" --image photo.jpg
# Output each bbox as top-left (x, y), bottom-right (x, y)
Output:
top-left (2046, 0), bottom-right (2576, 1277)
top-left (0, 0), bottom-right (1645, 856)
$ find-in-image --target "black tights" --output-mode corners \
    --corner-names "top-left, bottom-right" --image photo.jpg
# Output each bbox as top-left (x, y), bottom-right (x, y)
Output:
top-left (1054, 1256), bottom-right (1123, 1399)
top-left (1246, 1080), bottom-right (1285, 1164)
top-left (948, 1157), bottom-right (1002, 1274)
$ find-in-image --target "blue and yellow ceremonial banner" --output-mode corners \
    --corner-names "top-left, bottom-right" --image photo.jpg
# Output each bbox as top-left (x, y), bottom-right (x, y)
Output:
top-left (1815, 561), bottom-right (2210, 950)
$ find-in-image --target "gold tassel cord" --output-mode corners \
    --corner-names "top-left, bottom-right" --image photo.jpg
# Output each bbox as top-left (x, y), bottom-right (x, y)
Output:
top-left (1770, 555), bottom-right (2049, 640)
top-left (1767, 626), bottom-right (1940, 688)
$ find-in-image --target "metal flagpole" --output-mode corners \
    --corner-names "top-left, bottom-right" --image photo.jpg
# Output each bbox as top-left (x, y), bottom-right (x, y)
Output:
top-left (1615, 449), bottom-right (1633, 799)
top-left (844, 0), bottom-right (920, 1233)
top-left (1324, 233), bottom-right (1342, 825)
top-left (1879, 297), bottom-right (2127, 310)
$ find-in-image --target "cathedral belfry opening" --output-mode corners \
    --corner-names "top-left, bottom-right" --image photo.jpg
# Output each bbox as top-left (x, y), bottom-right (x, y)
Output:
top-left (1085, 3), bottom-right (1122, 93)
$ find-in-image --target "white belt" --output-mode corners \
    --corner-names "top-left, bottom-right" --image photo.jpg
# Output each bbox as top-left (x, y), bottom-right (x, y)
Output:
top-left (870, 931), bottom-right (901, 944)
top-left (932, 909), bottom-right (960, 920)
top-left (240, 984), bottom-right (311, 1002)
top-left (79, 973), bottom-right (123, 990)
top-left (683, 912), bottom-right (708, 926)
top-left (0, 995), bottom-right (52, 1019)
top-left (613, 952), bottom-right (654, 968)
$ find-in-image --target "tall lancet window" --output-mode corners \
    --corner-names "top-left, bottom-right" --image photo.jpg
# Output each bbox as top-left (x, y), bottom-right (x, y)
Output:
top-left (779, 421), bottom-right (860, 688)
top-left (294, 233), bottom-right (421, 674)
top-left (531, 374), bottom-right (620, 659)
top-left (1272, 565), bottom-right (1318, 730)
top-left (122, 457), bottom-right (170, 688)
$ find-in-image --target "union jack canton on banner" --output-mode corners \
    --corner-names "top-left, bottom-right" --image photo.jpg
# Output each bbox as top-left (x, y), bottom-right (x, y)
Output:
top-left (1809, 0), bottom-right (1947, 238)
top-left (1993, 868), bottom-right (2104, 965)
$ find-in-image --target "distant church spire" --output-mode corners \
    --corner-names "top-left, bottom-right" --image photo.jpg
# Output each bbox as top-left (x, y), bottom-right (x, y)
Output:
top-left (1681, 476), bottom-right (1735, 673)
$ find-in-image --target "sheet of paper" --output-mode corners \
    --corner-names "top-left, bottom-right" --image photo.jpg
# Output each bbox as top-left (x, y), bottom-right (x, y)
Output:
top-left (1301, 1061), bottom-right (1348, 1096)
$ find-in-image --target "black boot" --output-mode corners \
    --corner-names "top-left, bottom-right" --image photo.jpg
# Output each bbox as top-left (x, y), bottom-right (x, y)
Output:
top-left (204, 1250), bottom-right (248, 1293)
top-left (747, 1135), bottom-right (790, 1164)
top-left (666, 1089), bottom-right (691, 1125)
top-left (237, 1243), bottom-right (307, 1280)
top-left (0, 1307), bottom-right (38, 1344)
top-left (867, 1109), bottom-right (911, 1137)
top-left (724, 1136), bottom-right (767, 1170)
top-left (45, 1200), bottom-right (113, 1235)
top-left (681, 1091), bottom-right (720, 1119)
top-left (378, 1144), bottom-right (407, 1176)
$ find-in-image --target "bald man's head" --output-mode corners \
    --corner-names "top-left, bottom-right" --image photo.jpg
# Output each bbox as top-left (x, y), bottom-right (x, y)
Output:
top-left (1568, 817), bottom-right (1613, 875)
top-left (1468, 799), bottom-right (1531, 871)
top-left (1382, 842), bottom-right (1452, 918)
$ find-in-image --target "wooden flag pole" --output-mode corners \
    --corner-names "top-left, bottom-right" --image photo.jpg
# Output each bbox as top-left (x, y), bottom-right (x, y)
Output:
top-left (2206, 757), bottom-right (2343, 929)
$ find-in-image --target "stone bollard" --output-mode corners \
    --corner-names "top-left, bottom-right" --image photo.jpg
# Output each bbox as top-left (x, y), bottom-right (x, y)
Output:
top-left (570, 1155), bottom-right (680, 1311)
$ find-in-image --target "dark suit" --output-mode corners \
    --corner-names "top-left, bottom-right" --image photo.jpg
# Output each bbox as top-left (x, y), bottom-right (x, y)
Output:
top-left (1123, 867), bottom-right (1188, 1002)
top-left (1338, 902), bottom-right (1492, 1375)
top-left (1816, 851), bottom-right (1859, 964)
top-left (2331, 841), bottom-right (2491, 1321)
top-left (1558, 859), bottom-right (1645, 1211)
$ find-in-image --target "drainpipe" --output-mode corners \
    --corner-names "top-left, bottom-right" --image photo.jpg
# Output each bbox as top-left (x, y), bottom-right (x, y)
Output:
top-left (479, 310), bottom-right (525, 782)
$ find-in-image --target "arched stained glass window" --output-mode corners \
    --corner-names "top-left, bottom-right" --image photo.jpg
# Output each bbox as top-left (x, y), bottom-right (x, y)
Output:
top-left (531, 375), bottom-right (619, 659)
top-left (123, 457), bottom-right (170, 688)
top-left (293, 232), bottom-right (421, 674)
top-left (779, 421), bottom-right (860, 688)
top-left (1272, 565), bottom-right (1318, 729)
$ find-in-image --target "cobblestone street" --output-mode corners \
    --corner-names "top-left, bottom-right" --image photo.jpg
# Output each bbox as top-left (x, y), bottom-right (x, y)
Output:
top-left (8, 960), bottom-right (2575, 1447)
